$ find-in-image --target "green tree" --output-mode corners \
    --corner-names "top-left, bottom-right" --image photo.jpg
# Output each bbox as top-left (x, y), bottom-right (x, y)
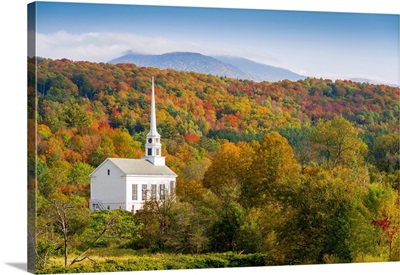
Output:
top-left (40, 193), bottom-right (89, 266)
top-left (134, 196), bottom-right (175, 251)
top-left (181, 158), bottom-right (212, 182)
top-left (372, 133), bottom-right (400, 172)
top-left (71, 73), bottom-right (94, 98)
top-left (79, 210), bottom-right (142, 250)
top-left (68, 162), bottom-right (94, 197)
top-left (279, 125), bottom-right (315, 172)
top-left (64, 103), bottom-right (93, 130)
top-left (311, 116), bottom-right (367, 170)
top-left (276, 169), bottom-right (364, 264)
top-left (363, 182), bottom-right (400, 261)
top-left (201, 142), bottom-right (254, 252)
top-left (208, 186), bottom-right (244, 252)
top-left (163, 201), bottom-right (209, 253)
top-left (35, 194), bottom-right (60, 268)
top-left (237, 206), bottom-right (282, 259)
top-left (39, 160), bottom-right (71, 198)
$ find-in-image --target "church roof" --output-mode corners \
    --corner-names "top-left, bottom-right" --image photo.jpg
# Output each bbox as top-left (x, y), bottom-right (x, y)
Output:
top-left (105, 158), bottom-right (177, 176)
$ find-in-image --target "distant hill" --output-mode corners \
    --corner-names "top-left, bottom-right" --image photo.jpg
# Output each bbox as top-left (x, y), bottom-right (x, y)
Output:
top-left (350, 78), bottom-right (399, 88)
top-left (108, 52), bottom-right (305, 82)
top-left (213, 55), bottom-right (305, 82)
top-left (108, 52), bottom-right (250, 80)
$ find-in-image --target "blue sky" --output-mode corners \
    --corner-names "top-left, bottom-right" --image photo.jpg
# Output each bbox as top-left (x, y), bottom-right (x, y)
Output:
top-left (32, 1), bottom-right (399, 85)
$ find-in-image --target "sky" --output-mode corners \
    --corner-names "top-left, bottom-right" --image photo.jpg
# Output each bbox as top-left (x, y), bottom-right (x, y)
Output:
top-left (30, 1), bottom-right (399, 85)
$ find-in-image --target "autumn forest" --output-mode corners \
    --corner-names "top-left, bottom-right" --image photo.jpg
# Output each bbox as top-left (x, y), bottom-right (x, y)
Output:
top-left (28, 57), bottom-right (399, 273)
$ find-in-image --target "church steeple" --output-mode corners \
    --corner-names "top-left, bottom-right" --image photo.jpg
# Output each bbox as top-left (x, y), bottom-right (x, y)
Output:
top-left (149, 76), bottom-right (160, 138)
top-left (143, 77), bottom-right (165, 166)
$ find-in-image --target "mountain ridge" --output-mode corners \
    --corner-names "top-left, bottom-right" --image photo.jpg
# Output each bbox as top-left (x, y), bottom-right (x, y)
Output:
top-left (108, 51), bottom-right (305, 82)
top-left (212, 55), bottom-right (305, 82)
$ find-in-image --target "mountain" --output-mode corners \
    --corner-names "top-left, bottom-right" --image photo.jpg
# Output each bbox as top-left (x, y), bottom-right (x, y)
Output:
top-left (108, 52), bottom-right (251, 80)
top-left (350, 78), bottom-right (399, 88)
top-left (108, 52), bottom-right (305, 82)
top-left (213, 55), bottom-right (305, 82)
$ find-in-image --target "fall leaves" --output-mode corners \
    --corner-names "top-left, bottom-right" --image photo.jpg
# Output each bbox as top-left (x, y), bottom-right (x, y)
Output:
top-left (28, 57), bottom-right (400, 266)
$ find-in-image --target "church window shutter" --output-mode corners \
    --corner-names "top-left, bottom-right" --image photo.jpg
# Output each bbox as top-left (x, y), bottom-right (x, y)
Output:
top-left (132, 184), bottom-right (138, 200)
top-left (142, 184), bottom-right (148, 200)
top-left (169, 181), bottom-right (175, 195)
top-left (151, 184), bottom-right (157, 198)
top-left (160, 184), bottom-right (165, 200)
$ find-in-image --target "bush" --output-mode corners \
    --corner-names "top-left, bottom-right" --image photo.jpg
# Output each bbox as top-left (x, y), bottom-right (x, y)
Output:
top-left (36, 252), bottom-right (274, 274)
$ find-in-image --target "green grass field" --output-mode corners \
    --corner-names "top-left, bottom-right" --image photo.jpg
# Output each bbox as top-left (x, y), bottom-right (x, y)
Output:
top-left (37, 249), bottom-right (274, 274)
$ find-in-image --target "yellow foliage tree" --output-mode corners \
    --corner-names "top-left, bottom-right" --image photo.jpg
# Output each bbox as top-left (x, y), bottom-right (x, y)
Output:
top-left (203, 142), bottom-right (254, 197)
top-left (243, 131), bottom-right (300, 207)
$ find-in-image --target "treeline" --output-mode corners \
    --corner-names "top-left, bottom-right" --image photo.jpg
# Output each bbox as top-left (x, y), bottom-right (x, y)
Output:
top-left (28, 57), bottom-right (399, 271)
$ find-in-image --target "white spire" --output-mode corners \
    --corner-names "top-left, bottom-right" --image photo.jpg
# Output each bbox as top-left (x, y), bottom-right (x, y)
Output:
top-left (143, 76), bottom-right (165, 166)
top-left (149, 76), bottom-right (160, 137)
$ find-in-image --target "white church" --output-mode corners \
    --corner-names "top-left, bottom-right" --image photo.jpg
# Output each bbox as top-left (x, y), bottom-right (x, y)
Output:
top-left (89, 77), bottom-right (177, 212)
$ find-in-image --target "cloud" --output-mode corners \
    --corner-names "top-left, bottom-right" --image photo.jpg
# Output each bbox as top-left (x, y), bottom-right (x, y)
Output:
top-left (36, 30), bottom-right (280, 65)
top-left (36, 31), bottom-right (201, 62)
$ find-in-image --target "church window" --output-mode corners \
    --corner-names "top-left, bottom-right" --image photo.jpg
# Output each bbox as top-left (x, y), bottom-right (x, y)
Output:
top-left (142, 184), bottom-right (148, 200)
top-left (147, 148), bottom-right (152, 156)
top-left (160, 184), bottom-right (166, 200)
top-left (107, 169), bottom-right (110, 175)
top-left (156, 148), bottom-right (160, 156)
top-left (132, 184), bottom-right (138, 200)
top-left (156, 138), bottom-right (160, 143)
top-left (151, 184), bottom-right (157, 198)
top-left (148, 138), bottom-right (152, 143)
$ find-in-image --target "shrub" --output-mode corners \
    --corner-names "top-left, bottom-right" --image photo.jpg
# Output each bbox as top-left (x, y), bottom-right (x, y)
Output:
top-left (35, 252), bottom-right (273, 273)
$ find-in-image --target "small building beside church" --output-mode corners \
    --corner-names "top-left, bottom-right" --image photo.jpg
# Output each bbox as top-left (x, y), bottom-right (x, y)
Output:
top-left (89, 77), bottom-right (177, 212)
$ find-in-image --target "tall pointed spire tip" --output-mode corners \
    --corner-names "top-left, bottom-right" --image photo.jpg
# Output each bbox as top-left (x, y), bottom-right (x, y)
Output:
top-left (149, 76), bottom-right (159, 137)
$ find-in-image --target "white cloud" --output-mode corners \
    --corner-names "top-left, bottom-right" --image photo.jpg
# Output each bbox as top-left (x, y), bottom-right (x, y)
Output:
top-left (36, 31), bottom-right (203, 62)
top-left (36, 30), bottom-right (281, 65)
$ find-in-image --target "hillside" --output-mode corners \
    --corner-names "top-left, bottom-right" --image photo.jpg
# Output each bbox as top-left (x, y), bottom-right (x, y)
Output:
top-left (28, 56), bottom-right (400, 178)
top-left (31, 57), bottom-right (399, 143)
top-left (28, 57), bottom-right (400, 269)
